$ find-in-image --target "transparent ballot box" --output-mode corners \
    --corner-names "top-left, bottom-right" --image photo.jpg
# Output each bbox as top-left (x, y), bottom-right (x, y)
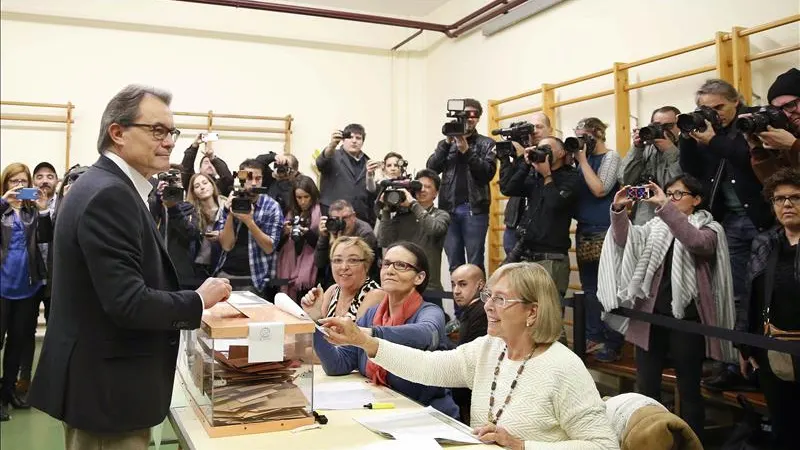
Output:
top-left (177, 291), bottom-right (315, 437)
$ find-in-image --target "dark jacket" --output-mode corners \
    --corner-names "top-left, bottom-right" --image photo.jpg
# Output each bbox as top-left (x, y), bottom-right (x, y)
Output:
top-left (499, 153), bottom-right (525, 228)
top-left (426, 133), bottom-right (497, 215)
top-left (180, 144), bottom-right (234, 196)
top-left (316, 148), bottom-right (375, 225)
top-left (149, 198), bottom-right (202, 288)
top-left (679, 105), bottom-right (773, 231)
top-left (29, 156), bottom-right (203, 434)
top-left (737, 226), bottom-right (800, 361)
top-left (0, 199), bottom-right (52, 285)
top-left (501, 160), bottom-right (580, 254)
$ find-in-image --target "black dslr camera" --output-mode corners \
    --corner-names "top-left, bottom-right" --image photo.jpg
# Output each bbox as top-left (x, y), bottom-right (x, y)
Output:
top-left (231, 170), bottom-right (269, 214)
top-left (442, 99), bottom-right (478, 137)
top-left (157, 169), bottom-right (184, 204)
top-left (526, 144), bottom-right (553, 164)
top-left (340, 130), bottom-right (353, 140)
top-left (677, 106), bottom-right (722, 133)
top-left (735, 105), bottom-right (789, 134)
top-left (638, 123), bottom-right (672, 145)
top-left (326, 216), bottom-right (347, 234)
top-left (492, 121), bottom-right (534, 159)
top-left (380, 178), bottom-right (423, 211)
top-left (290, 216), bottom-right (309, 242)
top-left (564, 135), bottom-right (596, 155)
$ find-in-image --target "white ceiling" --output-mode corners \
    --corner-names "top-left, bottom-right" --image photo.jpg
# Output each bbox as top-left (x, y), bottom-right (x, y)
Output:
top-left (260, 0), bottom-right (452, 18)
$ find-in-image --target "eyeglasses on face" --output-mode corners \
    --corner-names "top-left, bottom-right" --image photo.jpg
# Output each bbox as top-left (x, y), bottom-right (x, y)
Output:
top-left (381, 260), bottom-right (419, 272)
top-left (125, 123), bottom-right (180, 141)
top-left (8, 178), bottom-right (28, 186)
top-left (479, 289), bottom-right (527, 308)
top-left (666, 190), bottom-right (695, 201)
top-left (770, 194), bottom-right (800, 207)
top-left (331, 257), bottom-right (366, 267)
top-left (778, 98), bottom-right (799, 114)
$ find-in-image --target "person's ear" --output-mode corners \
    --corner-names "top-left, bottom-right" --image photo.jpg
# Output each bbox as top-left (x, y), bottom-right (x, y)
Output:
top-left (108, 123), bottom-right (127, 148)
top-left (692, 194), bottom-right (702, 208)
top-left (526, 304), bottom-right (538, 327)
top-left (413, 271), bottom-right (427, 287)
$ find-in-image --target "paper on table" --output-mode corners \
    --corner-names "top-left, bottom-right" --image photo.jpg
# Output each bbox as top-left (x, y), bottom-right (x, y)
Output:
top-left (314, 381), bottom-right (376, 410)
top-left (274, 292), bottom-right (329, 336)
top-left (355, 406), bottom-right (481, 445)
top-left (228, 291), bottom-right (270, 308)
top-left (247, 322), bottom-right (284, 363)
top-left (360, 437), bottom-right (442, 450)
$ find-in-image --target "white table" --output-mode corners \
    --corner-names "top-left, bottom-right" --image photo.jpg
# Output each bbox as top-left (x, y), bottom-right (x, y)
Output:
top-left (168, 370), bottom-right (496, 450)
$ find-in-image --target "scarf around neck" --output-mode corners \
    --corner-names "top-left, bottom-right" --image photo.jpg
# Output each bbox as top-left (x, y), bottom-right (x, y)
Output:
top-left (365, 290), bottom-right (424, 386)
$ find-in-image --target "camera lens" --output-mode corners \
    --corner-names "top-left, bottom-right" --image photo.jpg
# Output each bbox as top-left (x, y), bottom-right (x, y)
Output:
top-left (564, 137), bottom-right (582, 153)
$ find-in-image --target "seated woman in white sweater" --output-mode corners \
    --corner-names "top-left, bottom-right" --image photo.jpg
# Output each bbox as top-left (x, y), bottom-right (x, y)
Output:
top-left (320, 262), bottom-right (618, 450)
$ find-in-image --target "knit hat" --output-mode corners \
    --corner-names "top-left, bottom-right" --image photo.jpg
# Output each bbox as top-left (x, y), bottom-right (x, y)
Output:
top-left (767, 68), bottom-right (800, 104)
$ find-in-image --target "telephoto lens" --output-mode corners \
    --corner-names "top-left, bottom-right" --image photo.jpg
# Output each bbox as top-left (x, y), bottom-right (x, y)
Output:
top-left (639, 123), bottom-right (666, 144)
top-left (734, 106), bottom-right (788, 134)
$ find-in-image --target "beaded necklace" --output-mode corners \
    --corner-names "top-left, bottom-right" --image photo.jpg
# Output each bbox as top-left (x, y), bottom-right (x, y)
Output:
top-left (487, 344), bottom-right (536, 425)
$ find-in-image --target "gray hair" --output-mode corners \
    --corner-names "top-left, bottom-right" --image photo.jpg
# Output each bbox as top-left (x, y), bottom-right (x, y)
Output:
top-left (694, 79), bottom-right (739, 105)
top-left (97, 84), bottom-right (172, 154)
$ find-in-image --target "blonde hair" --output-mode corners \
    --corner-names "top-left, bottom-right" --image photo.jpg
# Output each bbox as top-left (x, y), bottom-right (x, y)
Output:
top-left (185, 173), bottom-right (221, 231)
top-left (1, 163), bottom-right (32, 194)
top-left (329, 236), bottom-right (375, 271)
top-left (488, 262), bottom-right (563, 344)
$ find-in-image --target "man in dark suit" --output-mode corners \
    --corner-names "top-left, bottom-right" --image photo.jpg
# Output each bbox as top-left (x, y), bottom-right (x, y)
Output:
top-left (316, 124), bottom-right (376, 225)
top-left (29, 85), bottom-right (232, 450)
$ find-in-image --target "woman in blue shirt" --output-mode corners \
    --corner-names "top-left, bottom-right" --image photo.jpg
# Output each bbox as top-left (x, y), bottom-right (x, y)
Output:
top-left (0, 163), bottom-right (52, 421)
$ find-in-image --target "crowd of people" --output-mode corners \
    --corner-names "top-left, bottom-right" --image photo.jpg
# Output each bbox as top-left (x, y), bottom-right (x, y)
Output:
top-left (0, 67), bottom-right (797, 449)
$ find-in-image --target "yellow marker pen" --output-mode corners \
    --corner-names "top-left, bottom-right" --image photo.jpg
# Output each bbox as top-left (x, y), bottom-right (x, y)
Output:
top-left (364, 402), bottom-right (395, 409)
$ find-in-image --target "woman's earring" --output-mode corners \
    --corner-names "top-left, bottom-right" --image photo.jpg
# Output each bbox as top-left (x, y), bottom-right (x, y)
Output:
top-left (526, 319), bottom-right (533, 327)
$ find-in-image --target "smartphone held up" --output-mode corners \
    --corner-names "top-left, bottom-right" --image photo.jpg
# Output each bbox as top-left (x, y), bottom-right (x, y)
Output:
top-left (201, 132), bottom-right (220, 143)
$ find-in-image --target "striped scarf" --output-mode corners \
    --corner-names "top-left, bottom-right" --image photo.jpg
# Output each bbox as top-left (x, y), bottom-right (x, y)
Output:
top-left (598, 208), bottom-right (737, 363)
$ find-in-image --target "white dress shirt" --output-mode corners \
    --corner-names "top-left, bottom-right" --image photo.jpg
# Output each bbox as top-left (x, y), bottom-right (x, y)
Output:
top-left (102, 150), bottom-right (154, 207)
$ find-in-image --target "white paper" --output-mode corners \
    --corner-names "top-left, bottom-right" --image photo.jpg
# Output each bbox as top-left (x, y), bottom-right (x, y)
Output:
top-left (314, 381), bottom-right (376, 410)
top-left (228, 291), bottom-right (269, 308)
top-left (274, 292), bottom-right (329, 336)
top-left (247, 322), bottom-right (285, 363)
top-left (355, 406), bottom-right (481, 445)
top-left (360, 437), bottom-right (442, 450)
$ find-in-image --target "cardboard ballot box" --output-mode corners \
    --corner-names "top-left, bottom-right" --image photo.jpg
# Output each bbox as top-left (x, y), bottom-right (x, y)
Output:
top-left (177, 291), bottom-right (316, 437)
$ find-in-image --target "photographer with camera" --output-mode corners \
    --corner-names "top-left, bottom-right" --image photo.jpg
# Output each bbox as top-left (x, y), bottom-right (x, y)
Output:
top-left (214, 159), bottom-right (283, 297)
top-left (501, 137), bottom-right (579, 297)
top-left (746, 68), bottom-right (800, 182)
top-left (620, 106), bottom-right (683, 224)
top-left (180, 133), bottom-right (234, 196)
top-left (376, 169), bottom-right (450, 292)
top-left (317, 124), bottom-right (376, 226)
top-left (255, 151), bottom-right (305, 213)
top-left (497, 113), bottom-right (552, 255)
top-left (277, 177), bottom-right (321, 299)
top-left (149, 164), bottom-right (202, 289)
top-left (315, 199), bottom-right (378, 288)
top-left (570, 118), bottom-right (624, 362)
top-left (367, 152), bottom-right (406, 193)
top-left (427, 98), bottom-right (496, 273)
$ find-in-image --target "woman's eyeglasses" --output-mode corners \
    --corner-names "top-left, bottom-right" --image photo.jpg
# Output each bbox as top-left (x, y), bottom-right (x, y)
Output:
top-left (479, 290), bottom-right (526, 309)
top-left (381, 260), bottom-right (419, 272)
top-left (331, 257), bottom-right (365, 267)
top-left (770, 194), bottom-right (800, 207)
top-left (666, 190), bottom-right (695, 201)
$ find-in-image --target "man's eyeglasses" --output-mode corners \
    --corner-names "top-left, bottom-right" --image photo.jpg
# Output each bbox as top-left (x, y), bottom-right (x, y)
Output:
top-left (331, 257), bottom-right (366, 267)
top-left (770, 194), bottom-right (800, 207)
top-left (125, 123), bottom-right (180, 142)
top-left (666, 190), bottom-right (696, 201)
top-left (381, 260), bottom-right (419, 272)
top-left (778, 98), bottom-right (799, 114)
top-left (479, 290), bottom-right (527, 309)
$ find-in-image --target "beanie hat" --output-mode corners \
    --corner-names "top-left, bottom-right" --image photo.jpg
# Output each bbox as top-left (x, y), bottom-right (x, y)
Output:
top-left (767, 68), bottom-right (800, 104)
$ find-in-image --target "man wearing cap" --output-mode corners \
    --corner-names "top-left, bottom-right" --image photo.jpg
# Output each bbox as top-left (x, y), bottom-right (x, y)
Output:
top-left (32, 162), bottom-right (57, 216)
top-left (749, 68), bottom-right (800, 182)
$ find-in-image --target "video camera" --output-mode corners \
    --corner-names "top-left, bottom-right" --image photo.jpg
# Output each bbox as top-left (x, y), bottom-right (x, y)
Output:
top-left (380, 178), bottom-right (423, 211)
top-left (735, 105), bottom-right (789, 134)
top-left (231, 169), bottom-right (269, 214)
top-left (492, 121), bottom-right (534, 158)
top-left (442, 99), bottom-right (479, 137)
top-left (290, 216), bottom-right (309, 242)
top-left (526, 144), bottom-right (553, 164)
top-left (638, 123), bottom-right (672, 145)
top-left (564, 135), bottom-right (595, 154)
top-left (157, 169), bottom-right (184, 204)
top-left (677, 106), bottom-right (722, 133)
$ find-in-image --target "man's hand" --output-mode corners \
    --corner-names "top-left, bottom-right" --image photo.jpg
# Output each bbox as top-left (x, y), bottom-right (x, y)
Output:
top-left (366, 160), bottom-right (382, 175)
top-left (202, 140), bottom-right (215, 159)
top-left (397, 188), bottom-right (414, 208)
top-left (511, 141), bottom-right (525, 157)
top-left (156, 180), bottom-right (168, 196)
top-left (328, 130), bottom-right (343, 149)
top-left (690, 120), bottom-right (716, 146)
top-left (35, 188), bottom-right (50, 211)
top-left (758, 126), bottom-right (797, 151)
top-left (319, 216), bottom-right (329, 237)
top-left (632, 128), bottom-right (643, 149)
top-left (532, 154), bottom-right (552, 177)
top-left (232, 204), bottom-right (254, 225)
top-left (654, 136), bottom-right (676, 152)
top-left (455, 135), bottom-right (469, 154)
top-left (196, 277), bottom-right (232, 309)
